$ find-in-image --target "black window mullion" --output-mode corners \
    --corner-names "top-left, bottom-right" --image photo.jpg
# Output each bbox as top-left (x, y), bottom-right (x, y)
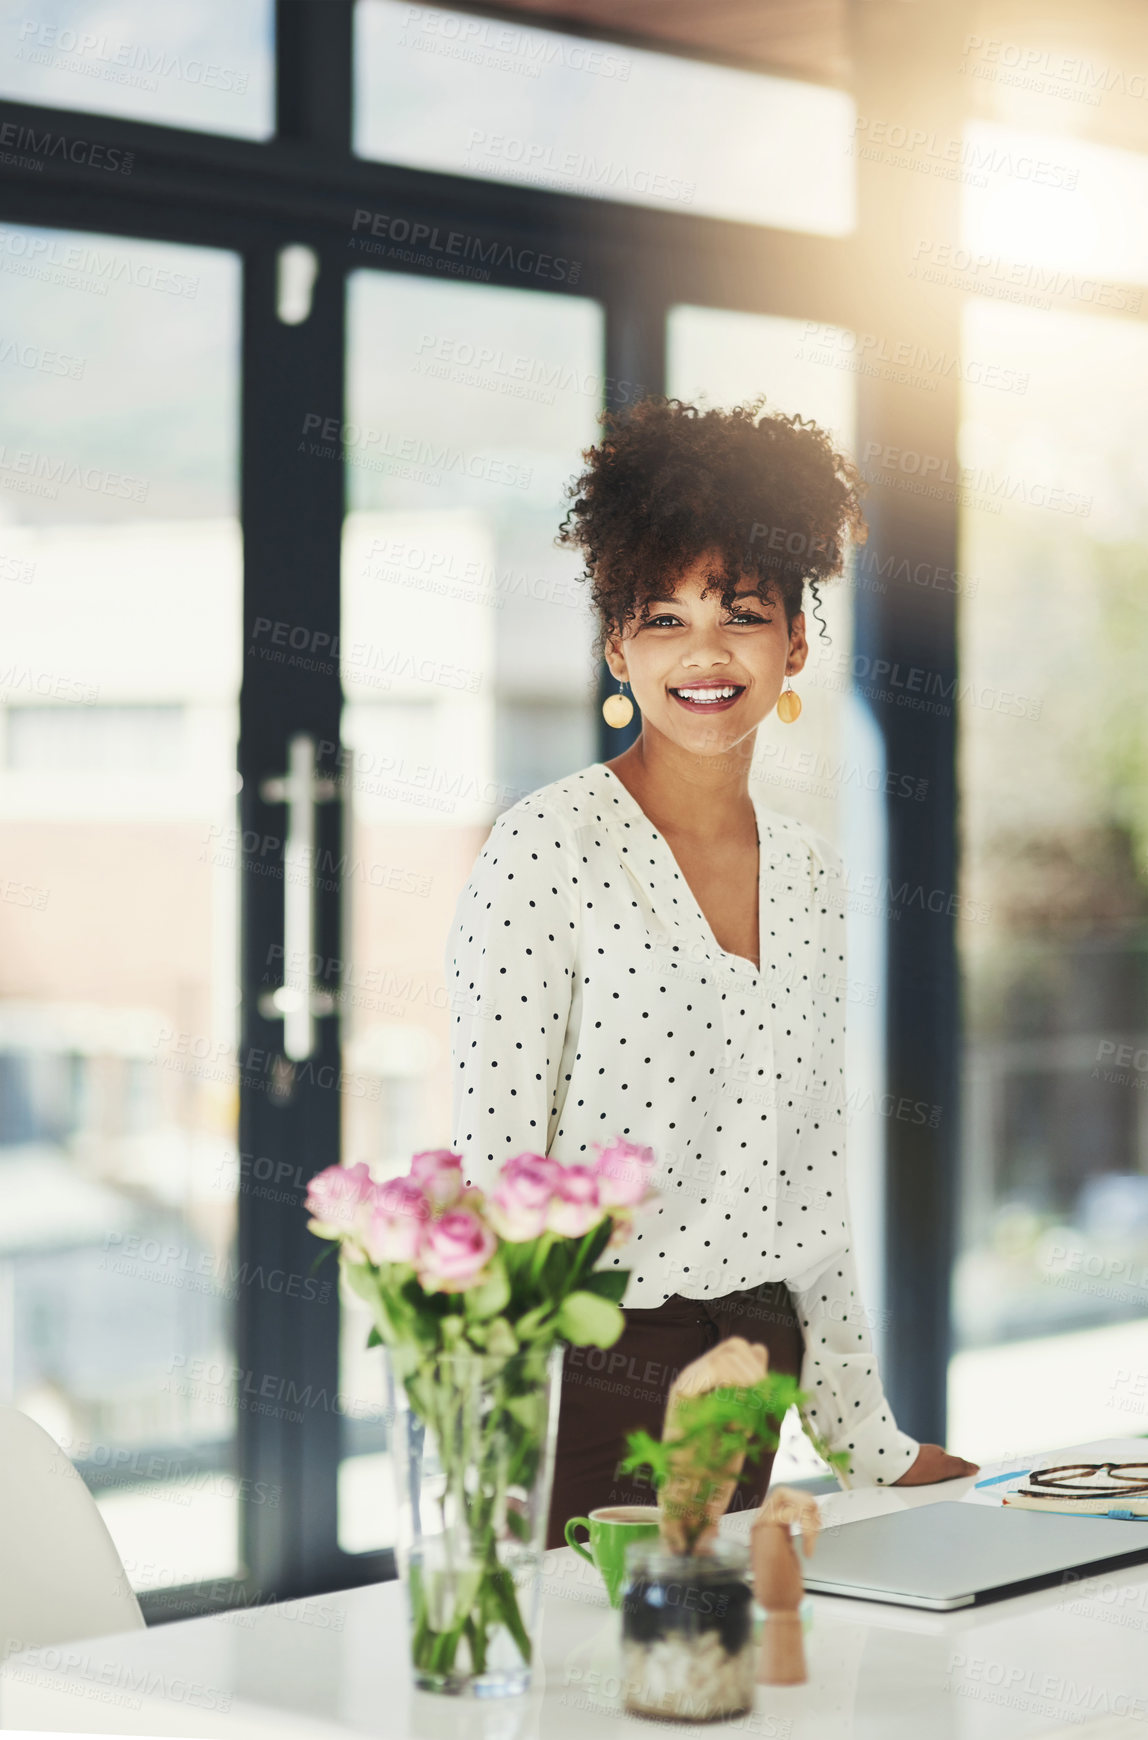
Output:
top-left (277, 0), bottom-right (353, 150)
top-left (236, 235), bottom-right (347, 1600)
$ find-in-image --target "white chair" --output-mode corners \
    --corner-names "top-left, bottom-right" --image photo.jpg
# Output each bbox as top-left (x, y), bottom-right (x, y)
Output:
top-left (0, 1405), bottom-right (145, 1661)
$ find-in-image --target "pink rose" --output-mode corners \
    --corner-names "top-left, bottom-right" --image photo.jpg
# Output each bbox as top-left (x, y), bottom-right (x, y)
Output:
top-left (547, 1164), bottom-right (603, 1239)
top-left (305, 1162), bottom-right (375, 1237)
top-left (592, 1138), bottom-right (656, 1209)
top-left (408, 1148), bottom-right (465, 1212)
top-left (488, 1152), bottom-right (562, 1242)
top-left (361, 1178), bottom-right (431, 1265)
top-left (418, 1209), bottom-right (497, 1292)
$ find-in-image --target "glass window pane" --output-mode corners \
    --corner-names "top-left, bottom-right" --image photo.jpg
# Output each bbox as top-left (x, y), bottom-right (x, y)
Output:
top-left (951, 299), bottom-right (1148, 1461)
top-left (961, 121), bottom-right (1148, 288)
top-left (0, 224), bottom-right (242, 1593)
top-left (667, 305), bottom-right (858, 849)
top-left (354, 0), bottom-right (854, 234)
top-left (0, 0), bottom-right (274, 140)
top-left (666, 306), bottom-right (890, 1477)
top-left (336, 271), bottom-right (602, 1553)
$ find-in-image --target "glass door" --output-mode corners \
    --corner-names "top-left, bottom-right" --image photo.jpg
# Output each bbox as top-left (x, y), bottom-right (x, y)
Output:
top-left (0, 222), bottom-right (243, 1592)
top-left (334, 269), bottom-right (603, 1554)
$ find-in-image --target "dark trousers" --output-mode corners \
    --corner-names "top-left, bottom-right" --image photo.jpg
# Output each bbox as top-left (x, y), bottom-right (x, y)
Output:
top-left (546, 1280), bottom-right (805, 1549)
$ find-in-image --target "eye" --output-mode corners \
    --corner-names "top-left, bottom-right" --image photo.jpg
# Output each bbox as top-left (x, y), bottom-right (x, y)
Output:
top-left (644, 614), bottom-right (682, 628)
top-left (728, 611), bottom-right (770, 625)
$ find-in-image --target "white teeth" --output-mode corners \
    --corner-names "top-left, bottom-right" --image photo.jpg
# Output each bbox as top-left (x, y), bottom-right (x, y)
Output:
top-left (674, 686), bottom-right (738, 702)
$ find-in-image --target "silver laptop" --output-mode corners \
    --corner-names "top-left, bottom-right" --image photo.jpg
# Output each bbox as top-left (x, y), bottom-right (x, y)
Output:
top-left (801, 1500), bottom-right (1148, 1610)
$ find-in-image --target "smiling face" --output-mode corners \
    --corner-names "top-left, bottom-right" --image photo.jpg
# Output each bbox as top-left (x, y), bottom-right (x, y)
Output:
top-left (604, 551), bottom-right (809, 758)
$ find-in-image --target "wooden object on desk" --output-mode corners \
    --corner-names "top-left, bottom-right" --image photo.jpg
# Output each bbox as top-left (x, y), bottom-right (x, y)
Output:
top-left (656, 1336), bottom-right (769, 1554)
top-left (751, 1486), bottom-right (822, 1685)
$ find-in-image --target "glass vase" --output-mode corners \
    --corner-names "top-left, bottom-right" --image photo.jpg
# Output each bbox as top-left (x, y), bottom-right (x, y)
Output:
top-left (385, 1344), bottom-right (564, 1697)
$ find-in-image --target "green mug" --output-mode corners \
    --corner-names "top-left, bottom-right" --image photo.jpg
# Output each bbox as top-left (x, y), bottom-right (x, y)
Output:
top-left (564, 1505), bottom-right (662, 1607)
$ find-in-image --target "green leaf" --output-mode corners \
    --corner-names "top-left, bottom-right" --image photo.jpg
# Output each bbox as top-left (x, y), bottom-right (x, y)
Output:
top-left (366, 1324), bottom-right (382, 1348)
top-left (309, 1241), bottom-right (337, 1277)
top-left (618, 1428), bottom-right (671, 1488)
top-left (510, 1303), bottom-right (554, 1342)
top-left (555, 1291), bottom-right (625, 1348)
top-left (578, 1267), bottom-right (629, 1304)
top-left (484, 1316), bottom-right (518, 1358)
top-left (464, 1260), bottom-right (511, 1321)
top-left (341, 1258), bottom-right (382, 1307)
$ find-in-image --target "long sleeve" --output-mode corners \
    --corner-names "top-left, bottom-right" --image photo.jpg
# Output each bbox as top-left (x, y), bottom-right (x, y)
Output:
top-left (445, 799), bottom-right (581, 1194)
top-left (784, 825), bottom-right (919, 1488)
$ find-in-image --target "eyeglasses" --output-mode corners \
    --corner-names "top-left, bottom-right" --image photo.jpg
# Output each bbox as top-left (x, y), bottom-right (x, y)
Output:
top-left (1014, 1463), bottom-right (1148, 1501)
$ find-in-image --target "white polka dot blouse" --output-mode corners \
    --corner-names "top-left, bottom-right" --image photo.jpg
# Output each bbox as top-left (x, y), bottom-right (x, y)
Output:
top-left (446, 761), bottom-right (919, 1486)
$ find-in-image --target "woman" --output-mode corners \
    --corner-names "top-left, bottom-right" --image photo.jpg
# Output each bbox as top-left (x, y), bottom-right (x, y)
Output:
top-left (446, 398), bottom-right (978, 1549)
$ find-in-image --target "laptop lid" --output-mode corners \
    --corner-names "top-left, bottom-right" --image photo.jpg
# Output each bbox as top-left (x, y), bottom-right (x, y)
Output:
top-left (801, 1499), bottom-right (1148, 1610)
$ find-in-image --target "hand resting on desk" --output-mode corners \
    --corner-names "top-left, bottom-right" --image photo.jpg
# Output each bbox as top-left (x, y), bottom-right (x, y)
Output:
top-left (893, 1442), bottom-right (980, 1484)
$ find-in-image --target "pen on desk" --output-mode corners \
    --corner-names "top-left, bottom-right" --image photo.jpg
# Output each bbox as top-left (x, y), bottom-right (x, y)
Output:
top-left (974, 1470), bottom-right (1029, 1488)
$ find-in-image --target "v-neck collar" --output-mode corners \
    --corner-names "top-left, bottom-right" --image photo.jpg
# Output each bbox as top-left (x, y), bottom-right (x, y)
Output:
top-left (589, 761), bottom-right (765, 979)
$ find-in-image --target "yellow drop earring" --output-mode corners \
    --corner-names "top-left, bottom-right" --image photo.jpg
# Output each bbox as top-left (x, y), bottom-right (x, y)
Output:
top-left (776, 676), bottom-right (802, 723)
top-left (602, 678), bottom-right (634, 729)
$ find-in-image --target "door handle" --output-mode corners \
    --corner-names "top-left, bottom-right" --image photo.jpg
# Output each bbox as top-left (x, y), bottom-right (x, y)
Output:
top-left (257, 733), bottom-right (338, 1060)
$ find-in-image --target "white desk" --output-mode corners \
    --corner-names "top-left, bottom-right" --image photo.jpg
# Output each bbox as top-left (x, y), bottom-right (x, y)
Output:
top-left (3, 1438), bottom-right (1148, 1740)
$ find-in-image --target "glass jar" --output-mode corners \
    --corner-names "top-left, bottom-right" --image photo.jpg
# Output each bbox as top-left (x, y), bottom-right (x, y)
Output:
top-left (620, 1540), bottom-right (755, 1723)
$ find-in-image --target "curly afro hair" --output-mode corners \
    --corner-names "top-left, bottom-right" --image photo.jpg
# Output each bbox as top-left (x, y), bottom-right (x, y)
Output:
top-left (557, 396), bottom-right (866, 659)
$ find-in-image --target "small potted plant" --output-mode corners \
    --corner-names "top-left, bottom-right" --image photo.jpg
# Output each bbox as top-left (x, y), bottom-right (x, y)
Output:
top-left (617, 1339), bottom-right (846, 1723)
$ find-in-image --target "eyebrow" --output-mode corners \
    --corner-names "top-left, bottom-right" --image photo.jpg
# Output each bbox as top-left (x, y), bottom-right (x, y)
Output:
top-left (644, 589), bottom-right (768, 607)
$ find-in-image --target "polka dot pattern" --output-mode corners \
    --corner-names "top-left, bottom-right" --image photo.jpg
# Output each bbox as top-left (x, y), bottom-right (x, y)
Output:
top-left (445, 761), bottom-right (918, 1486)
